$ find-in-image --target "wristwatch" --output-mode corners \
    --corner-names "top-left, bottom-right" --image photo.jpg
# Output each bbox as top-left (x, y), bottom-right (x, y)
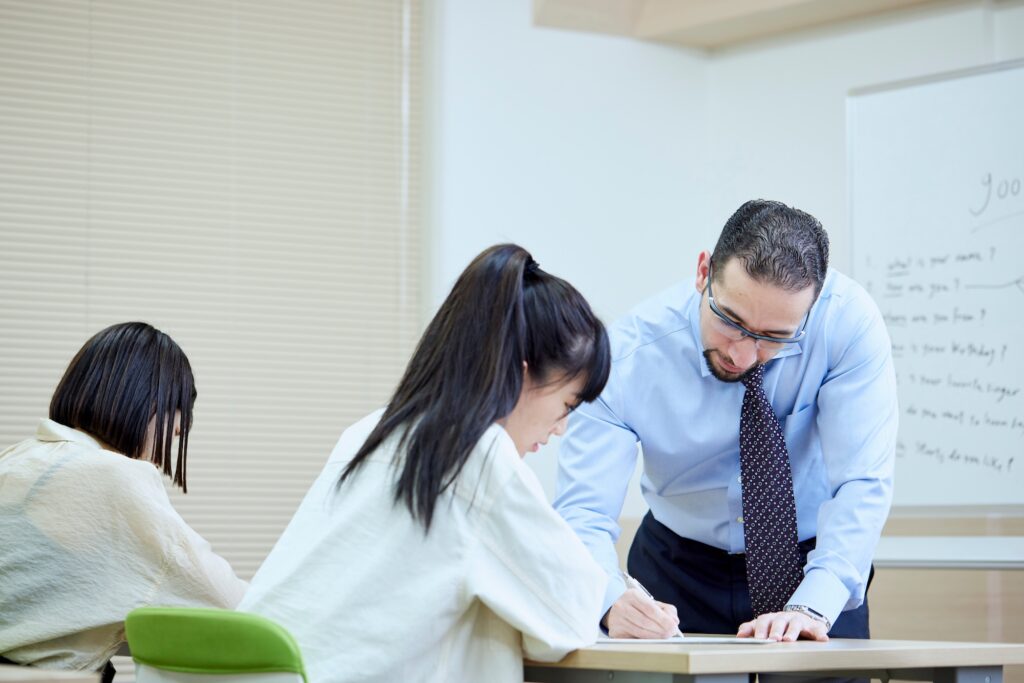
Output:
top-left (784, 604), bottom-right (832, 630)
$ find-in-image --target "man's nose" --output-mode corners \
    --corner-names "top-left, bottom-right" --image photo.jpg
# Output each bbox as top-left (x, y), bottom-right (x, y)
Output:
top-left (729, 336), bottom-right (758, 369)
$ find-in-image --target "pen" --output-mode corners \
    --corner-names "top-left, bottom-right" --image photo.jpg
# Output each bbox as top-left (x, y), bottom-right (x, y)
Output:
top-left (621, 570), bottom-right (685, 638)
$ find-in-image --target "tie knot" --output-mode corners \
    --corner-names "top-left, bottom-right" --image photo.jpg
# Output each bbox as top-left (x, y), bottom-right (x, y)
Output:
top-left (741, 364), bottom-right (765, 389)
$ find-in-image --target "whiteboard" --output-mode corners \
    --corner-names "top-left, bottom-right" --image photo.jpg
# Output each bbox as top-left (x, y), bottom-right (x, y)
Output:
top-left (848, 60), bottom-right (1024, 508)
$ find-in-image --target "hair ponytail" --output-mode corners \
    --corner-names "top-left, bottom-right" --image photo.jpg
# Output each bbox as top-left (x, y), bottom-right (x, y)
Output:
top-left (338, 244), bottom-right (609, 530)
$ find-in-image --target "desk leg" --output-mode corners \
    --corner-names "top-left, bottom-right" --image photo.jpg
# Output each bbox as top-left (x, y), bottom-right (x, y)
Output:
top-left (933, 666), bottom-right (1002, 683)
top-left (523, 667), bottom-right (749, 683)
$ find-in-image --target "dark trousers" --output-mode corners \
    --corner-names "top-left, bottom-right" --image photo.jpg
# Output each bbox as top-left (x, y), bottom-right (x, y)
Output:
top-left (627, 511), bottom-right (872, 637)
top-left (0, 655), bottom-right (116, 683)
top-left (628, 511), bottom-right (872, 683)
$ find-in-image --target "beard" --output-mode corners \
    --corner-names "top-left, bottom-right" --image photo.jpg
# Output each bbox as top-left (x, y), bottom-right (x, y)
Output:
top-left (702, 349), bottom-right (760, 384)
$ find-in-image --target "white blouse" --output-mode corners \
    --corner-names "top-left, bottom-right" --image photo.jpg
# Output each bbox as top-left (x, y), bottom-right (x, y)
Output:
top-left (239, 410), bottom-right (607, 683)
top-left (0, 419), bottom-right (247, 672)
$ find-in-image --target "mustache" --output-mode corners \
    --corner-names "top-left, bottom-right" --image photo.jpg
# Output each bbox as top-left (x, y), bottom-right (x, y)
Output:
top-left (702, 349), bottom-right (760, 384)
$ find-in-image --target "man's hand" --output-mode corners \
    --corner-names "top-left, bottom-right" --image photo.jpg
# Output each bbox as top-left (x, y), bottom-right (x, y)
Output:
top-left (737, 611), bottom-right (829, 642)
top-left (603, 588), bottom-right (680, 638)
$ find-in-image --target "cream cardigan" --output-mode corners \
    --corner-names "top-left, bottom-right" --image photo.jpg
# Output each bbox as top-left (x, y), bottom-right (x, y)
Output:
top-left (240, 410), bottom-right (607, 683)
top-left (0, 419), bottom-right (247, 672)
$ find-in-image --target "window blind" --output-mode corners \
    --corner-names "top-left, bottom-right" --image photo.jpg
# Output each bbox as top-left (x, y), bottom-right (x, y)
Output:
top-left (0, 0), bottom-right (422, 580)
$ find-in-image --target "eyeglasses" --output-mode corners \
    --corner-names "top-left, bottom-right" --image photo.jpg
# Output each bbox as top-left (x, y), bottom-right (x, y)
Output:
top-left (705, 262), bottom-right (809, 352)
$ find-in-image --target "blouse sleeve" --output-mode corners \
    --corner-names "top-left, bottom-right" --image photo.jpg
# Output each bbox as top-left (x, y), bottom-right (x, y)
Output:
top-left (112, 463), bottom-right (248, 610)
top-left (465, 459), bottom-right (607, 662)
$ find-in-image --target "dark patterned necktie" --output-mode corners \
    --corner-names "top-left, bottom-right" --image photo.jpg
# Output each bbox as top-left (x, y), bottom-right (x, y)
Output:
top-left (740, 364), bottom-right (804, 616)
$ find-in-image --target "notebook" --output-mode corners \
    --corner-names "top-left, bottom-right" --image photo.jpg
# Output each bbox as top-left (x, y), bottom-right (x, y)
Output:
top-left (597, 635), bottom-right (774, 644)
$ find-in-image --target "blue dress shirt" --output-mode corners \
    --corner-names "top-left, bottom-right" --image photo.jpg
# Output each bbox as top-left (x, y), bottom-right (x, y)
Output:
top-left (554, 270), bottom-right (898, 627)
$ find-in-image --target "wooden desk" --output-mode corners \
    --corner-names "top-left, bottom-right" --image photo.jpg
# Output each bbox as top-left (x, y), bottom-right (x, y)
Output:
top-left (0, 666), bottom-right (98, 683)
top-left (525, 639), bottom-right (1024, 683)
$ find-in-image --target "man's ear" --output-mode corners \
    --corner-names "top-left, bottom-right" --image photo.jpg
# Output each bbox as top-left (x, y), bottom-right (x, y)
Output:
top-left (695, 250), bottom-right (712, 294)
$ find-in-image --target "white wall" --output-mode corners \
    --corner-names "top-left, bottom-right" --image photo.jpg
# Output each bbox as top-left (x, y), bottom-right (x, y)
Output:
top-left (425, 0), bottom-right (708, 514)
top-left (705, 1), bottom-right (1024, 274)
top-left (426, 0), bottom-right (1024, 516)
top-left (426, 0), bottom-right (710, 322)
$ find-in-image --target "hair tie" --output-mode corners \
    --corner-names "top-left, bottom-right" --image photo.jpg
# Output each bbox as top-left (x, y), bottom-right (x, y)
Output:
top-left (525, 258), bottom-right (541, 275)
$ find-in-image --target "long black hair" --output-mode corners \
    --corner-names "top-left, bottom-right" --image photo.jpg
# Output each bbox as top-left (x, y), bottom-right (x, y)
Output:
top-left (338, 243), bottom-right (610, 530)
top-left (49, 322), bottom-right (196, 491)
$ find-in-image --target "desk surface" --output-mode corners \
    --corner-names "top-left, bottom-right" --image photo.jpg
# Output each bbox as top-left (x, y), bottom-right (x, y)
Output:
top-left (527, 639), bottom-right (1024, 675)
top-left (0, 667), bottom-right (98, 683)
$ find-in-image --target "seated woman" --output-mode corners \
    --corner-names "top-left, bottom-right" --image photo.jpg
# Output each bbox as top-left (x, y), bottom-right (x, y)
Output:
top-left (239, 244), bottom-right (612, 683)
top-left (0, 322), bottom-right (247, 682)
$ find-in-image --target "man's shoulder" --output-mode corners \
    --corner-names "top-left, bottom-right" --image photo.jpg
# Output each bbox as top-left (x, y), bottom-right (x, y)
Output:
top-left (609, 281), bottom-right (697, 362)
top-left (816, 269), bottom-right (882, 321)
top-left (820, 269), bottom-right (871, 303)
top-left (811, 270), bottom-right (891, 363)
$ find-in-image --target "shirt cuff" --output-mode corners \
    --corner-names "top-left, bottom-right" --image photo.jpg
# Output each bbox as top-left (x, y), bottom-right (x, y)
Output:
top-left (602, 572), bottom-right (627, 620)
top-left (787, 567), bottom-right (850, 629)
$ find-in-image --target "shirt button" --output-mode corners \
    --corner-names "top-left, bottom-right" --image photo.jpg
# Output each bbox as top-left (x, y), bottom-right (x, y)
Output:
top-left (737, 516), bottom-right (744, 523)
top-left (737, 476), bottom-right (742, 484)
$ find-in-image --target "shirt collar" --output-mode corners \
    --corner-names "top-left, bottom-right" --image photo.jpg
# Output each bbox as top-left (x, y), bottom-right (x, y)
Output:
top-left (36, 418), bottom-right (105, 450)
top-left (685, 285), bottom-right (805, 379)
top-left (686, 290), bottom-right (713, 378)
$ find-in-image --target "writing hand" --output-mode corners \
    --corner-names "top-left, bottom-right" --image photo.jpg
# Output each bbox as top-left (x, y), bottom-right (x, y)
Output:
top-left (603, 588), bottom-right (680, 639)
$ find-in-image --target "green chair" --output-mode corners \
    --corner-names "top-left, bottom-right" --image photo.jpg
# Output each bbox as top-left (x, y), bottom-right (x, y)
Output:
top-left (125, 608), bottom-right (307, 683)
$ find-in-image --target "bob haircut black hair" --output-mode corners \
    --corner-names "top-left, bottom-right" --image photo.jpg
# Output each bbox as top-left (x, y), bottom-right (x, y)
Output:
top-left (338, 243), bottom-right (611, 531)
top-left (49, 321), bottom-right (196, 491)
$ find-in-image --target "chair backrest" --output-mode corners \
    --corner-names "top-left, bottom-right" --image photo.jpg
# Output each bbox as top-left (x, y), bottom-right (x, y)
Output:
top-left (125, 608), bottom-right (306, 683)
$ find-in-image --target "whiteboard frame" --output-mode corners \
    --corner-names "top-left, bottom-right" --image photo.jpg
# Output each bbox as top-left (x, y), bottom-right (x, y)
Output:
top-left (848, 57), bottom-right (1024, 98)
top-left (846, 58), bottom-right (1024, 518)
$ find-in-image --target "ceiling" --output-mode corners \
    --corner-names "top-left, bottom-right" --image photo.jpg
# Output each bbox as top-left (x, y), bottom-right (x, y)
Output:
top-left (533, 0), bottom-right (952, 49)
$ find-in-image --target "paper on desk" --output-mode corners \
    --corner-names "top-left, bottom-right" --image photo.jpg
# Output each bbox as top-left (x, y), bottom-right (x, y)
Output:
top-left (597, 635), bottom-right (773, 644)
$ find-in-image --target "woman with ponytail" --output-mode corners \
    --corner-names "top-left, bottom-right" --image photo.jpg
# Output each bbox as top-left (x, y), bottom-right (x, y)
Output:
top-left (239, 244), bottom-right (612, 683)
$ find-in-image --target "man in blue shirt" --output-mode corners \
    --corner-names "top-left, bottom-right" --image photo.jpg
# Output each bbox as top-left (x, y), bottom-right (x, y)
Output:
top-left (555, 200), bottom-right (897, 641)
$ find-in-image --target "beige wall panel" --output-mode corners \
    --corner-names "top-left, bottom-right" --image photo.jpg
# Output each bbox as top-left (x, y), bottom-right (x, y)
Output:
top-left (873, 568), bottom-right (1024, 683)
